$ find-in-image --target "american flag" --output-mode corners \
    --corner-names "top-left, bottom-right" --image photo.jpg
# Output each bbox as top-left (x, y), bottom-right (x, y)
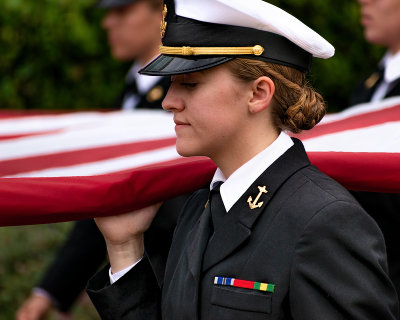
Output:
top-left (1, 97), bottom-right (400, 226)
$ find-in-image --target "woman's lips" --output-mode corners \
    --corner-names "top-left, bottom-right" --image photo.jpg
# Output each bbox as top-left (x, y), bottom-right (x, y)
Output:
top-left (174, 119), bottom-right (190, 130)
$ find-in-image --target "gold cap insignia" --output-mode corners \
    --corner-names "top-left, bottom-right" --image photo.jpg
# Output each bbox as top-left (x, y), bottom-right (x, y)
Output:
top-left (146, 85), bottom-right (164, 103)
top-left (160, 5), bottom-right (168, 38)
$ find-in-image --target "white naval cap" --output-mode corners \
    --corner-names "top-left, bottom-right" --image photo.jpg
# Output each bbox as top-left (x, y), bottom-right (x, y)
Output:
top-left (140, 0), bottom-right (335, 76)
top-left (175, 0), bottom-right (334, 59)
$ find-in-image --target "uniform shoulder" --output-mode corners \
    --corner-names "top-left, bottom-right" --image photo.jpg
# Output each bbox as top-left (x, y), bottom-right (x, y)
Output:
top-left (275, 164), bottom-right (370, 233)
top-left (298, 164), bottom-right (359, 205)
top-left (281, 165), bottom-right (384, 252)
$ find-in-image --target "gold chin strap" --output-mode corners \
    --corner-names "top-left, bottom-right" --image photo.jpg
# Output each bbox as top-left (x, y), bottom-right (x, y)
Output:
top-left (159, 45), bottom-right (264, 56)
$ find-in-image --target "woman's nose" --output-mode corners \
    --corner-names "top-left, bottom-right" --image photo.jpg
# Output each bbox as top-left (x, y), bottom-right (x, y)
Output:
top-left (162, 86), bottom-right (184, 112)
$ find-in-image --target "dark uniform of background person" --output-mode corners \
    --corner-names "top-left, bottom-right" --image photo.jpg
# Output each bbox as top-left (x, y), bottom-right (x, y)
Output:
top-left (15, 0), bottom-right (187, 319)
top-left (349, 0), bottom-right (400, 304)
top-left (86, 0), bottom-right (398, 319)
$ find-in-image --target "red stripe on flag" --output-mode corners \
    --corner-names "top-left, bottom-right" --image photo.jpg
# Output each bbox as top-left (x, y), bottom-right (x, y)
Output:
top-left (308, 151), bottom-right (400, 193)
top-left (0, 110), bottom-right (74, 119)
top-left (0, 129), bottom-right (63, 141)
top-left (110, 156), bottom-right (205, 175)
top-left (0, 157), bottom-right (217, 226)
top-left (0, 137), bottom-right (177, 177)
top-left (0, 110), bottom-right (113, 119)
top-left (0, 150), bottom-right (399, 226)
top-left (294, 104), bottom-right (400, 140)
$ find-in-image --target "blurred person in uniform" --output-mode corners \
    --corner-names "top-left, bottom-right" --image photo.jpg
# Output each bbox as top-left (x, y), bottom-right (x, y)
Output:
top-left (349, 0), bottom-right (400, 302)
top-left (15, 0), bottom-right (180, 319)
top-left (351, 0), bottom-right (400, 104)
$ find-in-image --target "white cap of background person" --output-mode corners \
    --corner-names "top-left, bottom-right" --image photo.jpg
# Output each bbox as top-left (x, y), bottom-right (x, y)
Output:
top-left (140, 0), bottom-right (335, 76)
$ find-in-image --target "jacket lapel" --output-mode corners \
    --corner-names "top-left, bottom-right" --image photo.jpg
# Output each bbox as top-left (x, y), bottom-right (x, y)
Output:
top-left (162, 192), bottom-right (212, 319)
top-left (202, 139), bottom-right (310, 272)
top-left (186, 202), bottom-right (213, 278)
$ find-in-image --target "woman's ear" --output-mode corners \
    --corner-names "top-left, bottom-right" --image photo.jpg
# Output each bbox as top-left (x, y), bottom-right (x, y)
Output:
top-left (248, 76), bottom-right (275, 114)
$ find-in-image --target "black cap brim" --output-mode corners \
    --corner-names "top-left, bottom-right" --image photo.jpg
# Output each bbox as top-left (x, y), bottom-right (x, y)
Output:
top-left (139, 55), bottom-right (233, 76)
top-left (97, 0), bottom-right (137, 9)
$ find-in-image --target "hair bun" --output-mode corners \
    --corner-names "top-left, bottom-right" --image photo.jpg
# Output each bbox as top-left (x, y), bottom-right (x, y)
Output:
top-left (284, 86), bottom-right (326, 133)
top-left (227, 58), bottom-right (327, 134)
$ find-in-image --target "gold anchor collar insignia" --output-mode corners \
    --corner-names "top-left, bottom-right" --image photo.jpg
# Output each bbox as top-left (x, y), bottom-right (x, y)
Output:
top-left (247, 186), bottom-right (268, 210)
top-left (160, 5), bottom-right (168, 38)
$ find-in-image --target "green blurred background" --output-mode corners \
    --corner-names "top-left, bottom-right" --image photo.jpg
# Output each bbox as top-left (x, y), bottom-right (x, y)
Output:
top-left (0, 0), bottom-right (385, 112)
top-left (0, 0), bottom-right (129, 111)
top-left (0, 0), bottom-right (387, 319)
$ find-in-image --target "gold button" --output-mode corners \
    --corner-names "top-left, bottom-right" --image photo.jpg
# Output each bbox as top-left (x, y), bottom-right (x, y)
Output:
top-left (146, 85), bottom-right (164, 103)
top-left (253, 45), bottom-right (264, 56)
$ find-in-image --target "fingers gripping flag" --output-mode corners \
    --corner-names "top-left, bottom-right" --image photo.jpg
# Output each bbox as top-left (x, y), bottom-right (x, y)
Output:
top-left (1, 97), bottom-right (400, 226)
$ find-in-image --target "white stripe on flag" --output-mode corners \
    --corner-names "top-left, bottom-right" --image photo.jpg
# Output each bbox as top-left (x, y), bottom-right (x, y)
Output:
top-left (303, 121), bottom-right (400, 152)
top-left (0, 110), bottom-right (172, 135)
top-left (0, 112), bottom-right (111, 134)
top-left (0, 111), bottom-right (175, 161)
top-left (321, 96), bottom-right (400, 124)
top-left (5, 145), bottom-right (180, 178)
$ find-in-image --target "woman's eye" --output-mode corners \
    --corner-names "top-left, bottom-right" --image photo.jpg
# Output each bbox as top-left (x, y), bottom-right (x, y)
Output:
top-left (181, 82), bottom-right (197, 88)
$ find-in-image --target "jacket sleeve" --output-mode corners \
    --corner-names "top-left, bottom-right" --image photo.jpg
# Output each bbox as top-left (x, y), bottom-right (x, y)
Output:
top-left (85, 194), bottom-right (190, 319)
top-left (290, 200), bottom-right (399, 320)
top-left (86, 256), bottom-right (161, 320)
top-left (351, 191), bottom-right (400, 296)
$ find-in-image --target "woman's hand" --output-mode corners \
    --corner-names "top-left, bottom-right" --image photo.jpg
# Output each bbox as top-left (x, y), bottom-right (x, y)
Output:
top-left (95, 203), bottom-right (162, 273)
top-left (15, 293), bottom-right (52, 320)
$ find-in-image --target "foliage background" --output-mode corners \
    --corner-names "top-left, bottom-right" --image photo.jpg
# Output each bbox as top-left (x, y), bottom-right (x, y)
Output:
top-left (0, 0), bottom-right (386, 112)
top-left (0, 0), bottom-right (387, 319)
top-left (0, 223), bottom-right (99, 319)
top-left (0, 0), bottom-right (129, 110)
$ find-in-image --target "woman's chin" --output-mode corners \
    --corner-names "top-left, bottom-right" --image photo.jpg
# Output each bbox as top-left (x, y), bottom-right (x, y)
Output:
top-left (176, 148), bottom-right (194, 158)
top-left (176, 144), bottom-right (201, 158)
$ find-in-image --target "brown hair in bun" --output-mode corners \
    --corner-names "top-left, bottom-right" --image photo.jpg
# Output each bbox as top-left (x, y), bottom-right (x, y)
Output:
top-left (227, 58), bottom-right (326, 133)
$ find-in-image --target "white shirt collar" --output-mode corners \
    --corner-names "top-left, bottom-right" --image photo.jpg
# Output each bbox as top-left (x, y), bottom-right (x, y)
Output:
top-left (380, 51), bottom-right (400, 83)
top-left (210, 131), bottom-right (294, 212)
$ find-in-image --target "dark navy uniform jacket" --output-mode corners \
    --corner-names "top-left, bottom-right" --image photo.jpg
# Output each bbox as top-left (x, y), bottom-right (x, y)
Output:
top-left (87, 139), bottom-right (399, 319)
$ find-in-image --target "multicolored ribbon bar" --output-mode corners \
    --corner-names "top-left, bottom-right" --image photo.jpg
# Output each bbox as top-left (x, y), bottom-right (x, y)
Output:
top-left (214, 276), bottom-right (275, 293)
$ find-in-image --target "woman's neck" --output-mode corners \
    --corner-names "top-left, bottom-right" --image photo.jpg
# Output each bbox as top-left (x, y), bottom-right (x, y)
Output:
top-left (214, 129), bottom-right (279, 179)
